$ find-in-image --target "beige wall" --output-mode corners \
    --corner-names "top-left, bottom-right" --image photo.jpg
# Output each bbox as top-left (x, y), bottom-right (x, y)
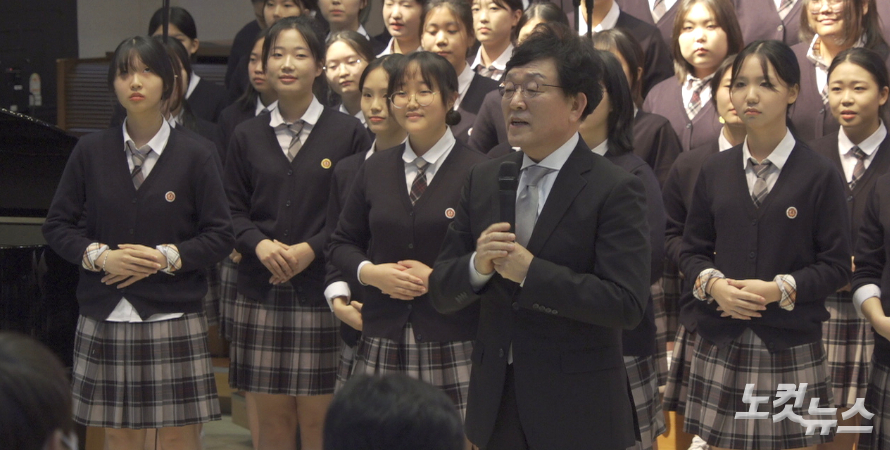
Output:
top-left (77, 0), bottom-right (385, 58)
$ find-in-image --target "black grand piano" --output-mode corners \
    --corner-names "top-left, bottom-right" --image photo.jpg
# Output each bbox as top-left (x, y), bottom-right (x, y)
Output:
top-left (0, 108), bottom-right (80, 366)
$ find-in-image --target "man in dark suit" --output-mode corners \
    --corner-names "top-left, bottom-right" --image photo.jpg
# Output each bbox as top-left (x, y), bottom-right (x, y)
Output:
top-left (430, 23), bottom-right (651, 450)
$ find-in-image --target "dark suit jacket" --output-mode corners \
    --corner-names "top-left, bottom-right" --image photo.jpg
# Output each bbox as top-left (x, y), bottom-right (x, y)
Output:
top-left (790, 42), bottom-right (890, 143)
top-left (643, 78), bottom-right (722, 152)
top-left (468, 89), bottom-right (506, 154)
top-left (633, 110), bottom-right (682, 186)
top-left (809, 131), bottom-right (890, 250)
top-left (852, 172), bottom-right (890, 365)
top-left (429, 138), bottom-right (650, 449)
top-left (733, 0), bottom-right (802, 46)
top-left (615, 11), bottom-right (675, 98)
top-left (454, 74), bottom-right (499, 145)
top-left (615, 0), bottom-right (678, 50)
top-left (606, 149), bottom-right (664, 357)
top-left (328, 142), bottom-right (488, 342)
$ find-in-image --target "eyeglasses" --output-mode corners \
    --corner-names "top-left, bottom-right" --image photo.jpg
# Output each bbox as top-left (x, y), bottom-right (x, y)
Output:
top-left (390, 90), bottom-right (438, 108)
top-left (323, 58), bottom-right (363, 72)
top-left (808, 0), bottom-right (844, 13)
top-left (498, 80), bottom-right (563, 100)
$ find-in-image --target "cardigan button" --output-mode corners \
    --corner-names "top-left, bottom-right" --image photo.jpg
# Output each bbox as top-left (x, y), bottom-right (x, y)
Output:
top-left (685, 123), bottom-right (692, 129)
top-left (751, 220), bottom-right (757, 226)
top-left (287, 170), bottom-right (293, 176)
top-left (408, 243), bottom-right (414, 249)
top-left (748, 251), bottom-right (755, 259)
top-left (847, 196), bottom-right (854, 202)
top-left (777, 24), bottom-right (784, 31)
top-left (415, 334), bottom-right (423, 342)
top-left (285, 201), bottom-right (291, 207)
top-left (498, 348), bottom-right (505, 358)
top-left (407, 304), bottom-right (412, 310)
top-left (283, 231), bottom-right (289, 236)
top-left (512, 302), bottom-right (519, 311)
top-left (132, 198), bottom-right (137, 204)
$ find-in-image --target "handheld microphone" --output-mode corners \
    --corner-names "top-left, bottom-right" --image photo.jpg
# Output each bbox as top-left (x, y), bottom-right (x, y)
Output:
top-left (498, 161), bottom-right (519, 231)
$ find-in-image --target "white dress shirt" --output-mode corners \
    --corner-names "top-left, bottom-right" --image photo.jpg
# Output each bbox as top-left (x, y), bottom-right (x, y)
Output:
top-left (255, 98), bottom-right (276, 116)
top-left (470, 43), bottom-right (514, 80)
top-left (377, 37), bottom-right (422, 57)
top-left (455, 65), bottom-right (476, 109)
top-left (838, 121), bottom-right (886, 183)
top-left (578, 0), bottom-right (620, 34)
top-left (741, 128), bottom-right (795, 196)
top-left (268, 97), bottom-right (324, 157)
top-left (718, 128), bottom-right (736, 152)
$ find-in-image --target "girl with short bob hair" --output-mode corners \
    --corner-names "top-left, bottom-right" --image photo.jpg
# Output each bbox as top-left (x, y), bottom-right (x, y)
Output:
top-left (808, 46), bottom-right (890, 450)
top-left (225, 15), bottom-right (370, 450)
top-left (469, 0), bottom-right (523, 80)
top-left (325, 30), bottom-right (375, 126)
top-left (421, 0), bottom-right (499, 144)
top-left (642, 0), bottom-right (744, 152)
top-left (327, 51), bottom-right (487, 419)
top-left (676, 39), bottom-right (852, 449)
top-left (578, 49), bottom-right (667, 450)
top-left (789, 0), bottom-right (890, 143)
top-left (148, 6), bottom-right (229, 123)
top-left (43, 35), bottom-right (233, 450)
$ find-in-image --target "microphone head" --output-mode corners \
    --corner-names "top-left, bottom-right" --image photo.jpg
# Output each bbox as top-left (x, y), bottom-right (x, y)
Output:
top-left (498, 161), bottom-right (519, 191)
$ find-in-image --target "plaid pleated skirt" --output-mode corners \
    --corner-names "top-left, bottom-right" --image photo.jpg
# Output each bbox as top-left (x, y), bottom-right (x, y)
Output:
top-left (217, 258), bottom-right (239, 341)
top-left (660, 262), bottom-right (683, 345)
top-left (624, 355), bottom-right (666, 450)
top-left (335, 342), bottom-right (357, 390)
top-left (650, 279), bottom-right (669, 387)
top-left (71, 313), bottom-right (221, 429)
top-left (228, 284), bottom-right (340, 396)
top-left (859, 359), bottom-right (890, 450)
top-left (823, 291), bottom-right (873, 407)
top-left (683, 328), bottom-right (834, 449)
top-left (663, 324), bottom-right (699, 415)
top-left (350, 322), bottom-right (473, 420)
top-left (202, 264), bottom-right (221, 328)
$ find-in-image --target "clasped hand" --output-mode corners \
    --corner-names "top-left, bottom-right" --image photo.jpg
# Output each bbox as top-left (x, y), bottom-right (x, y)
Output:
top-left (360, 260), bottom-right (431, 300)
top-left (473, 222), bottom-right (532, 284)
top-left (256, 239), bottom-right (316, 284)
top-left (100, 244), bottom-right (166, 288)
top-left (710, 278), bottom-right (781, 320)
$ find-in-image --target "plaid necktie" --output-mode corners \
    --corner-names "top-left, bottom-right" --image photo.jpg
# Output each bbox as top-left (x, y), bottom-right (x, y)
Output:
top-left (409, 158), bottom-right (429, 205)
top-left (686, 78), bottom-right (708, 120)
top-left (279, 120), bottom-right (305, 161)
top-left (750, 158), bottom-right (773, 208)
top-left (515, 165), bottom-right (554, 247)
top-left (777, 0), bottom-right (795, 19)
top-left (475, 64), bottom-right (500, 80)
top-left (127, 141), bottom-right (152, 189)
top-left (849, 146), bottom-right (868, 190)
top-left (652, 0), bottom-right (667, 22)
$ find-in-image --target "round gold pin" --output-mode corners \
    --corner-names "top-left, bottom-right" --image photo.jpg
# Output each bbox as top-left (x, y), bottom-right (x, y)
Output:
top-left (321, 158), bottom-right (332, 169)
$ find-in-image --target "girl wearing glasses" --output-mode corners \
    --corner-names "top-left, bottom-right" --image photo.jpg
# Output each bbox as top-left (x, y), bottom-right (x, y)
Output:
top-left (324, 31), bottom-right (375, 128)
top-left (676, 39), bottom-right (851, 450)
top-left (578, 50), bottom-right (667, 450)
top-left (642, 0), bottom-right (744, 152)
top-left (789, 0), bottom-right (889, 143)
top-left (421, 0), bottom-right (499, 145)
top-left (807, 47), bottom-right (890, 450)
top-left (327, 51), bottom-right (487, 419)
top-left (224, 16), bottom-right (370, 450)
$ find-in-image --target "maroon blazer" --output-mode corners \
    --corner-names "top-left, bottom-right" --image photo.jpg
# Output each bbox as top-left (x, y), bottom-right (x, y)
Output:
top-left (615, 0), bottom-right (678, 49)
top-left (733, 0), bottom-right (802, 47)
top-left (642, 78), bottom-right (722, 152)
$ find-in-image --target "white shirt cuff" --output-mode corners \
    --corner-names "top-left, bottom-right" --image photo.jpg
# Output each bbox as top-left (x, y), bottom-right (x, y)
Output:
top-left (469, 251), bottom-right (494, 291)
top-left (324, 281), bottom-right (351, 312)
top-left (853, 284), bottom-right (882, 320)
top-left (357, 260), bottom-right (372, 286)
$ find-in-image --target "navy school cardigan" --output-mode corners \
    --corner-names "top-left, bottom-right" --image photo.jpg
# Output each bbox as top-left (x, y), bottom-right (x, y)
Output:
top-left (679, 141), bottom-right (852, 351)
top-left (224, 107), bottom-right (371, 306)
top-left (853, 173), bottom-right (890, 366)
top-left (42, 126), bottom-right (234, 320)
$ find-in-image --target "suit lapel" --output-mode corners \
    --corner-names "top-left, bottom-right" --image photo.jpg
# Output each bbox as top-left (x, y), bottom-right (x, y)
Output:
top-left (525, 142), bottom-right (591, 255)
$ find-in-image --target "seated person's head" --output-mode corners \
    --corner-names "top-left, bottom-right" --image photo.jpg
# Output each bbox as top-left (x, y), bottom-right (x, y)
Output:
top-left (0, 332), bottom-right (74, 450)
top-left (324, 374), bottom-right (464, 450)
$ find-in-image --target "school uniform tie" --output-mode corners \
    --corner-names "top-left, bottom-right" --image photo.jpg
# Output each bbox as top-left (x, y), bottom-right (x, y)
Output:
top-left (284, 120), bottom-right (305, 162)
top-left (475, 64), bottom-right (499, 80)
top-left (777, 0), bottom-right (795, 20)
top-left (686, 78), bottom-right (707, 120)
top-left (849, 146), bottom-right (868, 190)
top-left (750, 158), bottom-right (773, 208)
top-left (127, 141), bottom-right (152, 190)
top-left (652, 0), bottom-right (667, 22)
top-left (515, 165), bottom-right (554, 247)
top-left (409, 158), bottom-right (429, 205)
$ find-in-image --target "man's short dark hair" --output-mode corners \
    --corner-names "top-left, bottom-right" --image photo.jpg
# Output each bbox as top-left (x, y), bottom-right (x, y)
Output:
top-left (323, 374), bottom-right (465, 450)
top-left (504, 21), bottom-right (604, 119)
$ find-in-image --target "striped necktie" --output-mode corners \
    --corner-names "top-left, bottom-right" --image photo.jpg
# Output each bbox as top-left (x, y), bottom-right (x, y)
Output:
top-left (127, 142), bottom-right (152, 190)
top-left (410, 158), bottom-right (429, 205)
top-left (283, 120), bottom-right (305, 161)
top-left (750, 158), bottom-right (773, 208)
top-left (777, 0), bottom-right (795, 19)
top-left (652, 0), bottom-right (667, 22)
top-left (849, 146), bottom-right (868, 190)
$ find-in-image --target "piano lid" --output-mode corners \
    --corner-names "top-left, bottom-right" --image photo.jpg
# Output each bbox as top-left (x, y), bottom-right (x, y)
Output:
top-left (0, 108), bottom-right (78, 218)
